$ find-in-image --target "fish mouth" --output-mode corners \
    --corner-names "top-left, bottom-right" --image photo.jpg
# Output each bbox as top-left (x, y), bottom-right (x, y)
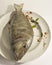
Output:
top-left (12, 42), bottom-right (28, 61)
top-left (13, 48), bottom-right (27, 61)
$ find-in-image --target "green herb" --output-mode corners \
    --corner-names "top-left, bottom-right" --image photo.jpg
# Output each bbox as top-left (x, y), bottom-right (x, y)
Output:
top-left (31, 18), bottom-right (39, 23)
top-left (35, 18), bottom-right (39, 22)
top-left (32, 25), bottom-right (36, 28)
top-left (41, 32), bottom-right (43, 37)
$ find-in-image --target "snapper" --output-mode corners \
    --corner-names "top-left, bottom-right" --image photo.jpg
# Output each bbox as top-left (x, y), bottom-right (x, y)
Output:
top-left (9, 4), bottom-right (33, 61)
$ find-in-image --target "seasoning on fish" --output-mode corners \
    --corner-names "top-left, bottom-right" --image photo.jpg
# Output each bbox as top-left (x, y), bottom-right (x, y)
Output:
top-left (31, 19), bottom-right (43, 37)
top-left (9, 4), bottom-right (34, 61)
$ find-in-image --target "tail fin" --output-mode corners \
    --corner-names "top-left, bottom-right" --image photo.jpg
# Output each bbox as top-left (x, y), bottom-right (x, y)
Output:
top-left (14, 3), bottom-right (24, 11)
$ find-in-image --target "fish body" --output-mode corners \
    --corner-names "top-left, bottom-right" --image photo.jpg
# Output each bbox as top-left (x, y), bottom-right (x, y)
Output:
top-left (9, 4), bottom-right (33, 60)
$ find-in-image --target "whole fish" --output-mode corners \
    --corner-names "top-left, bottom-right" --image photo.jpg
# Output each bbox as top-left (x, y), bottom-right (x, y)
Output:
top-left (9, 4), bottom-right (33, 61)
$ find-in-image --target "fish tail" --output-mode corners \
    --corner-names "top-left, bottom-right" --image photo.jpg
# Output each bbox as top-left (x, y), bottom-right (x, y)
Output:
top-left (14, 3), bottom-right (24, 11)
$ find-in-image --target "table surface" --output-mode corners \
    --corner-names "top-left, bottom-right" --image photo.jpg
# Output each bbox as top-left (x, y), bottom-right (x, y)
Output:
top-left (0, 0), bottom-right (52, 65)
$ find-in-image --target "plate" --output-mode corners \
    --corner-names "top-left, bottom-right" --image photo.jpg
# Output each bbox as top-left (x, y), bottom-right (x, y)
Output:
top-left (0, 10), bottom-right (50, 63)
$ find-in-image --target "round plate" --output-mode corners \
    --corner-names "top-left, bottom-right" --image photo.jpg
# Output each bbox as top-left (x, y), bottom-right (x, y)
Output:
top-left (0, 11), bottom-right (50, 63)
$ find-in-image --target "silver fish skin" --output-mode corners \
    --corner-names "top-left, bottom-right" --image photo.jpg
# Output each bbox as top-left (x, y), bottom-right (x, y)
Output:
top-left (9, 4), bottom-right (33, 61)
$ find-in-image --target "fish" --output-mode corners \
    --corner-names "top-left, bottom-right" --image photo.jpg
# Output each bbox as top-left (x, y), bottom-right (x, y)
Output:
top-left (8, 4), bottom-right (34, 61)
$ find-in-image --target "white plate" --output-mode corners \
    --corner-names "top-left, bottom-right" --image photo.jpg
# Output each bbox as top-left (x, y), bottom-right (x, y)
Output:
top-left (0, 10), bottom-right (50, 63)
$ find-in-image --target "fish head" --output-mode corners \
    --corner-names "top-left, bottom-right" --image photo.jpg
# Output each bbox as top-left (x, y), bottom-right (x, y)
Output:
top-left (13, 41), bottom-right (28, 60)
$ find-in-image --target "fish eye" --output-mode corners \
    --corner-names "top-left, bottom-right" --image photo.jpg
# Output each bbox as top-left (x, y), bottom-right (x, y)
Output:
top-left (23, 45), bottom-right (26, 48)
